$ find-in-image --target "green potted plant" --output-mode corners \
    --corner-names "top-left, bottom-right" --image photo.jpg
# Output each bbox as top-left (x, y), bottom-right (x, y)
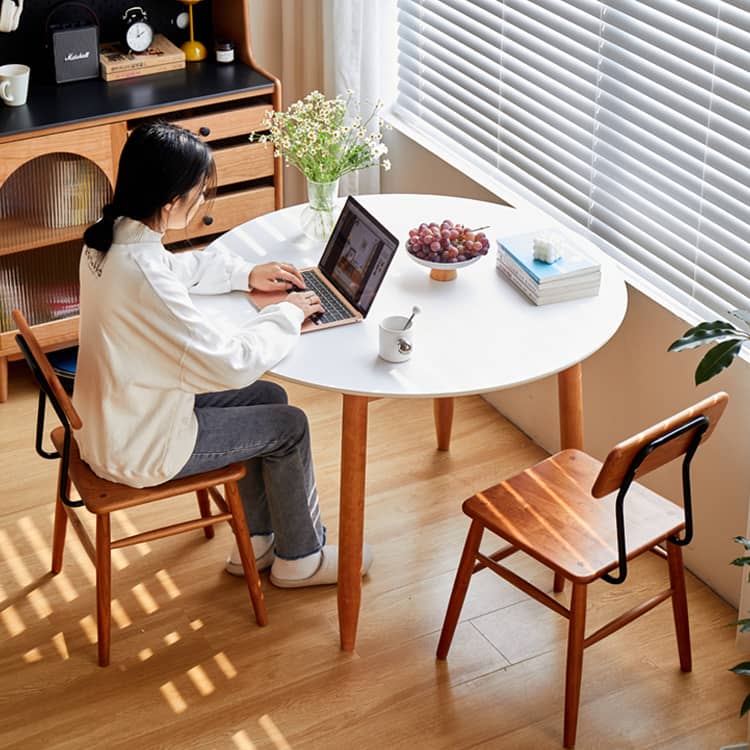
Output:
top-left (668, 311), bottom-right (750, 384)
top-left (670, 310), bottom-right (750, 734)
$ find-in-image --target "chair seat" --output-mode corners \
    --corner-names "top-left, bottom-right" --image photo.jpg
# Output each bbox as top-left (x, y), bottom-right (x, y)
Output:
top-left (51, 427), bottom-right (245, 514)
top-left (463, 449), bottom-right (685, 582)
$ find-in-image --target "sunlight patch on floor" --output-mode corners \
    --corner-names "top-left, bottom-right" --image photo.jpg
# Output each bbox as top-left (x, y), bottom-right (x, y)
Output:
top-left (79, 614), bottom-right (97, 644)
top-left (155, 569), bottom-right (181, 599)
top-left (114, 510), bottom-right (152, 556)
top-left (187, 665), bottom-right (215, 696)
top-left (160, 681), bottom-right (188, 714)
top-left (51, 631), bottom-right (69, 660)
top-left (111, 598), bottom-right (132, 629)
top-left (17, 516), bottom-right (79, 602)
top-left (2, 603), bottom-right (25, 637)
top-left (23, 647), bottom-right (42, 663)
top-left (213, 651), bottom-right (237, 679)
top-left (259, 715), bottom-right (292, 750)
top-left (131, 582), bottom-right (159, 614)
top-left (232, 730), bottom-right (258, 749)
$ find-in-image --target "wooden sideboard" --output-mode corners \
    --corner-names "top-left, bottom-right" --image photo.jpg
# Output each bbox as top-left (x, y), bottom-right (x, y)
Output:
top-left (0, 1), bottom-right (282, 401)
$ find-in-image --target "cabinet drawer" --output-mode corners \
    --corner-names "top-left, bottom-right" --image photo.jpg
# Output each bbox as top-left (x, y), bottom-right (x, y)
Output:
top-left (0, 124), bottom-right (117, 186)
top-left (213, 142), bottom-right (274, 186)
top-left (171, 105), bottom-right (271, 143)
top-left (164, 187), bottom-right (275, 244)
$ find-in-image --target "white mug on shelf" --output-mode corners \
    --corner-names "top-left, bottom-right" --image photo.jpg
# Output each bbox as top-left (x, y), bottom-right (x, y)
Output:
top-left (0, 64), bottom-right (30, 107)
top-left (378, 315), bottom-right (414, 363)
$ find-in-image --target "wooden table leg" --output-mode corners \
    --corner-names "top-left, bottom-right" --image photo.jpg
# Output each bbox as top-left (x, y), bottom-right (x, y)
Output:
top-left (433, 397), bottom-right (454, 451)
top-left (338, 394), bottom-right (369, 652)
top-left (555, 363), bottom-right (584, 593)
top-left (0, 356), bottom-right (8, 403)
top-left (557, 363), bottom-right (584, 451)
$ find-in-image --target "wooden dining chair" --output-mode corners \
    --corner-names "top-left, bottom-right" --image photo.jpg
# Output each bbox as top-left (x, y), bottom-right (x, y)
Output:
top-left (437, 392), bottom-right (729, 748)
top-left (12, 309), bottom-right (268, 666)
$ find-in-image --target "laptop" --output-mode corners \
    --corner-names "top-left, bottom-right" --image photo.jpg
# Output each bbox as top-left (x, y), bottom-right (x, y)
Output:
top-left (248, 196), bottom-right (399, 332)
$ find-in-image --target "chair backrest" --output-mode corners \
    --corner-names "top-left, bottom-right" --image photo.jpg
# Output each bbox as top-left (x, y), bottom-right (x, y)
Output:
top-left (12, 309), bottom-right (82, 431)
top-left (592, 391), bottom-right (729, 498)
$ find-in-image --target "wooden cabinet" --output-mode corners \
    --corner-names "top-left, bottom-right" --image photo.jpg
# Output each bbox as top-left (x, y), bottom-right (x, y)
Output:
top-left (0, 1), bottom-right (282, 401)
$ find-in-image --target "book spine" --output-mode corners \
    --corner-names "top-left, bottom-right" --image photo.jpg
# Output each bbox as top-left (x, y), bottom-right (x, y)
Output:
top-left (497, 241), bottom-right (542, 284)
top-left (497, 252), bottom-right (540, 298)
top-left (102, 61), bottom-right (183, 81)
top-left (101, 54), bottom-right (183, 73)
top-left (496, 258), bottom-right (540, 303)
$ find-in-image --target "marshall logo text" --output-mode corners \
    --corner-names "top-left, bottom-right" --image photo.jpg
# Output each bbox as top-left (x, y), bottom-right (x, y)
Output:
top-left (64, 51), bottom-right (91, 62)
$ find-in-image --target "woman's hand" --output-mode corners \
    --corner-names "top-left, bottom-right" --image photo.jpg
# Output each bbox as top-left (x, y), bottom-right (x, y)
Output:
top-left (286, 291), bottom-right (324, 322)
top-left (249, 262), bottom-right (306, 292)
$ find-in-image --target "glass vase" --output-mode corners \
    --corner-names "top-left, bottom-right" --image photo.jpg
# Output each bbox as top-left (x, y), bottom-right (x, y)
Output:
top-left (300, 177), bottom-right (340, 242)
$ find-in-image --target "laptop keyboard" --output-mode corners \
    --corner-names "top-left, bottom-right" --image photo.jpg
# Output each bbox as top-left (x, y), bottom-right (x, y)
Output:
top-left (301, 270), bottom-right (353, 323)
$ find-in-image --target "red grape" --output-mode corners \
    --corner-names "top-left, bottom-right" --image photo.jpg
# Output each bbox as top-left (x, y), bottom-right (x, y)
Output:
top-left (406, 220), bottom-right (490, 264)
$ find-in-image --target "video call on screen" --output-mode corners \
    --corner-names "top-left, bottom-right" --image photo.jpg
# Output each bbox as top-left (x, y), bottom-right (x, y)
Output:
top-left (321, 205), bottom-right (395, 312)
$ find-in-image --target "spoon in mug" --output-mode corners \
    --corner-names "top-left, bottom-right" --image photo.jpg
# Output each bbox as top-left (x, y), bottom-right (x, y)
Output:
top-left (403, 305), bottom-right (421, 330)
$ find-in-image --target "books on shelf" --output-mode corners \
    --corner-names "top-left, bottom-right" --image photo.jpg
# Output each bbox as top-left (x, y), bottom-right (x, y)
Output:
top-left (496, 231), bottom-right (601, 305)
top-left (99, 34), bottom-right (185, 81)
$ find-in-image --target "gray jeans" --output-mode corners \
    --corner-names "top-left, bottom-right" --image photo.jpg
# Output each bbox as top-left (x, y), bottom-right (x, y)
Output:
top-left (174, 380), bottom-right (326, 560)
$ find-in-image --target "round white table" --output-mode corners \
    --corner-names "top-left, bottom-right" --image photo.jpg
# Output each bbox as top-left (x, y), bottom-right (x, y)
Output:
top-left (196, 194), bottom-right (628, 651)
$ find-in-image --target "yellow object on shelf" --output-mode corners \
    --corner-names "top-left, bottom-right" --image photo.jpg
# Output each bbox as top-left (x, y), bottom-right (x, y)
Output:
top-left (179, 0), bottom-right (206, 62)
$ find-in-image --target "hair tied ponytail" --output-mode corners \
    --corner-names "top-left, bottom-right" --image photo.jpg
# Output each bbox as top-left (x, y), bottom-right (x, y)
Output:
top-left (102, 203), bottom-right (119, 222)
top-left (84, 202), bottom-right (118, 253)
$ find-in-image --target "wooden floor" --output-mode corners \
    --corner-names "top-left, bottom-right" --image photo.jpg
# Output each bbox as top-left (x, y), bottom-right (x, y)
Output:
top-left (0, 361), bottom-right (747, 750)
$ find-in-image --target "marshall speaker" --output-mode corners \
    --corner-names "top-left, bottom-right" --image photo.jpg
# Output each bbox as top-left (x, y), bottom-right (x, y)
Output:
top-left (46, 1), bottom-right (99, 84)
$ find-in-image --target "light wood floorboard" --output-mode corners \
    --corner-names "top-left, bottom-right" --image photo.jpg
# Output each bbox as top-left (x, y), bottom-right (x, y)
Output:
top-left (0, 361), bottom-right (746, 749)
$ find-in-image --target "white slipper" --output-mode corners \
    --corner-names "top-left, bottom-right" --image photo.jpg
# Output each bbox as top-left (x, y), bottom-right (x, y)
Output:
top-left (225, 542), bottom-right (275, 577)
top-left (269, 544), bottom-right (373, 589)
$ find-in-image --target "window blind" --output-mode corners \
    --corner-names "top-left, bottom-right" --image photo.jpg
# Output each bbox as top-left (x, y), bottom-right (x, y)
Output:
top-left (393, 0), bottom-right (750, 319)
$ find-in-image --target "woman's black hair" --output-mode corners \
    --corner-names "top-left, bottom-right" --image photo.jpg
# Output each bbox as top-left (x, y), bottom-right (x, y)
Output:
top-left (84, 121), bottom-right (216, 252)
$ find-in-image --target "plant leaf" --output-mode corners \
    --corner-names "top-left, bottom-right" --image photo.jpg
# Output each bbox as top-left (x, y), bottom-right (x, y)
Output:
top-left (741, 693), bottom-right (750, 717)
top-left (668, 321), bottom-right (747, 352)
top-left (726, 618), bottom-right (750, 631)
top-left (730, 556), bottom-right (750, 567)
top-left (730, 662), bottom-right (750, 676)
top-left (735, 536), bottom-right (750, 550)
top-left (695, 340), bottom-right (744, 384)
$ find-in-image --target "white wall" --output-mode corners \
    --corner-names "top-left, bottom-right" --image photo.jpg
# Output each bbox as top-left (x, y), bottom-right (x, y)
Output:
top-left (383, 129), bottom-right (750, 608)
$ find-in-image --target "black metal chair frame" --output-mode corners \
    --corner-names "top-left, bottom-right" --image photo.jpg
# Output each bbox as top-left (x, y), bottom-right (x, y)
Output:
top-left (602, 414), bottom-right (709, 584)
top-left (15, 333), bottom-right (81, 508)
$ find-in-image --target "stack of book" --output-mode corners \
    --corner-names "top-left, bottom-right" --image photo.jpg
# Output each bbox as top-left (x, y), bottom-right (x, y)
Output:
top-left (99, 35), bottom-right (186, 82)
top-left (496, 232), bottom-right (601, 305)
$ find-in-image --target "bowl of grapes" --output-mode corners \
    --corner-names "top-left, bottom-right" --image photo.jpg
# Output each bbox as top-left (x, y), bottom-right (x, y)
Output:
top-left (405, 219), bottom-right (490, 281)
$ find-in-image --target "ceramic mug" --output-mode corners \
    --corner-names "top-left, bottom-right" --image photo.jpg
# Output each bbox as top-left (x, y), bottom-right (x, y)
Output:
top-left (0, 64), bottom-right (30, 107)
top-left (378, 315), bottom-right (414, 363)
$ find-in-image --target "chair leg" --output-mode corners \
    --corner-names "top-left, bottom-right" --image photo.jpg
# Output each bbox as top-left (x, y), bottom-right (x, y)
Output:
top-left (564, 581), bottom-right (588, 749)
top-left (51, 469), bottom-right (70, 574)
top-left (437, 520), bottom-right (484, 660)
top-left (553, 572), bottom-right (565, 593)
top-left (96, 513), bottom-right (112, 667)
top-left (666, 540), bottom-right (692, 672)
top-left (196, 489), bottom-right (215, 539)
top-left (224, 480), bottom-right (268, 627)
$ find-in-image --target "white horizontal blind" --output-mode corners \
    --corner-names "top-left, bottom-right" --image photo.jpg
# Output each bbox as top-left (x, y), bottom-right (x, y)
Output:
top-left (393, 0), bottom-right (750, 318)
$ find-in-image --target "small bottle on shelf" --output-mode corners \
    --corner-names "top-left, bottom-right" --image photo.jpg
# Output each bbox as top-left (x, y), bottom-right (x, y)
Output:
top-left (215, 41), bottom-right (234, 64)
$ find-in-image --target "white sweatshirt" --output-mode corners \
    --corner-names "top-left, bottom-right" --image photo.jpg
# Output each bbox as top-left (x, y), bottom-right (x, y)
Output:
top-left (73, 218), bottom-right (304, 488)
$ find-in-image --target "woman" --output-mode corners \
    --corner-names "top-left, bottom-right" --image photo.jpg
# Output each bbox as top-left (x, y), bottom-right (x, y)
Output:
top-left (74, 121), bottom-right (372, 587)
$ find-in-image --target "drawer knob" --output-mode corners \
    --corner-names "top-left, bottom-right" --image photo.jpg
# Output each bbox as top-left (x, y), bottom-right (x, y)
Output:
top-left (203, 215), bottom-right (214, 226)
top-left (198, 126), bottom-right (211, 137)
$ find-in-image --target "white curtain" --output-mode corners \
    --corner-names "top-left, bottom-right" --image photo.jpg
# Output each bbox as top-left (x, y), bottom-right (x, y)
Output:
top-left (322, 0), bottom-right (397, 196)
top-left (249, 0), bottom-right (325, 207)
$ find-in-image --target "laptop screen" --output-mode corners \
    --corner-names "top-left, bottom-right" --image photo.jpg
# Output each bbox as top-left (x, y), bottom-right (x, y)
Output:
top-left (318, 197), bottom-right (399, 316)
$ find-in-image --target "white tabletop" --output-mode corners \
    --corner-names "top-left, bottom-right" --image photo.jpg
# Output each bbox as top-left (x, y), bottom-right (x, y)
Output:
top-left (196, 194), bottom-right (628, 399)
